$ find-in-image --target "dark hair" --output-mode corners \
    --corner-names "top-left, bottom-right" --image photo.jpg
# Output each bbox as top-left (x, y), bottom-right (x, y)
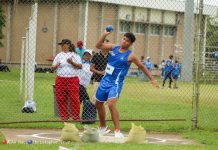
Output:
top-left (162, 60), bottom-right (165, 62)
top-left (169, 55), bottom-right (173, 59)
top-left (58, 39), bottom-right (71, 45)
top-left (175, 60), bottom-right (178, 63)
top-left (70, 43), bottom-right (76, 52)
top-left (124, 32), bottom-right (136, 43)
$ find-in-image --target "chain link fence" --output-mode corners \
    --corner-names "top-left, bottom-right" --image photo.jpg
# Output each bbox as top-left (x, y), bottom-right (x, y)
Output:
top-left (0, 0), bottom-right (217, 130)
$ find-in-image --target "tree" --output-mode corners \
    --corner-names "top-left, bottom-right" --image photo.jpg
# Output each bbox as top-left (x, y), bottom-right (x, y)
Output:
top-left (0, 5), bottom-right (6, 47)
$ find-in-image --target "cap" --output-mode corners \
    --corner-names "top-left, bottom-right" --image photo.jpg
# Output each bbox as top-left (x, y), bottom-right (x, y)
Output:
top-left (147, 56), bottom-right (150, 59)
top-left (58, 39), bottom-right (72, 45)
top-left (77, 40), bottom-right (83, 48)
top-left (84, 49), bottom-right (92, 56)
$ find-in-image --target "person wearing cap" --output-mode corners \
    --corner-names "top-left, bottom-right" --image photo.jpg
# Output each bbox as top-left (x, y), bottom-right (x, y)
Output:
top-left (140, 56), bottom-right (153, 81)
top-left (162, 55), bottom-right (174, 88)
top-left (144, 57), bottom-right (153, 72)
top-left (78, 49), bottom-right (96, 124)
top-left (76, 41), bottom-right (86, 59)
top-left (51, 39), bottom-right (82, 121)
top-left (144, 56), bottom-right (153, 81)
top-left (138, 56), bottom-right (145, 80)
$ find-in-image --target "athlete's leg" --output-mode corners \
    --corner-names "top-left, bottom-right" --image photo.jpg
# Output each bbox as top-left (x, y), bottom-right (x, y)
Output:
top-left (107, 99), bottom-right (120, 130)
top-left (96, 100), bottom-right (106, 127)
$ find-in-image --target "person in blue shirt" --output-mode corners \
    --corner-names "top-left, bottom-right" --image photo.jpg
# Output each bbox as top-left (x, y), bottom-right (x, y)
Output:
top-left (144, 56), bottom-right (153, 72)
top-left (76, 41), bottom-right (86, 59)
top-left (95, 30), bottom-right (159, 138)
top-left (138, 56), bottom-right (145, 80)
top-left (171, 60), bottom-right (181, 89)
top-left (162, 55), bottom-right (174, 88)
top-left (142, 56), bottom-right (153, 81)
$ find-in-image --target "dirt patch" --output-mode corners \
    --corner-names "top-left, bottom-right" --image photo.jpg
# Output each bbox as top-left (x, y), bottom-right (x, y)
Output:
top-left (0, 128), bottom-right (196, 144)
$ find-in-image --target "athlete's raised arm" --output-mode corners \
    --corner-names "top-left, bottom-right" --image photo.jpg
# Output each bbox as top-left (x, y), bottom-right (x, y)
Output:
top-left (96, 30), bottom-right (116, 52)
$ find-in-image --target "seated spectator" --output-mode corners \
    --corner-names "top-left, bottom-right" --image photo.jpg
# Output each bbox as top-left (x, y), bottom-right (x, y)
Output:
top-left (0, 64), bottom-right (10, 72)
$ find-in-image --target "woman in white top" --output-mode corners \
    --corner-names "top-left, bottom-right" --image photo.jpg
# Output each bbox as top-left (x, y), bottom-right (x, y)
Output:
top-left (52, 39), bottom-right (82, 121)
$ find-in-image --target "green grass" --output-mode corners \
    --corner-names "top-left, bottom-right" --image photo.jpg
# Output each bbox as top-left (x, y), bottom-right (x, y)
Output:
top-left (0, 143), bottom-right (217, 150)
top-left (0, 68), bottom-right (218, 149)
top-left (0, 68), bottom-right (217, 130)
top-left (0, 130), bottom-right (218, 150)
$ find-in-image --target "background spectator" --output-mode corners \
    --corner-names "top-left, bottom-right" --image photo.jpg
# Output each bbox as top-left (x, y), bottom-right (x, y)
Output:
top-left (162, 55), bottom-right (174, 88)
top-left (76, 41), bottom-right (86, 59)
top-left (51, 39), bottom-right (82, 121)
top-left (171, 60), bottom-right (181, 89)
top-left (79, 49), bottom-right (96, 124)
top-left (90, 41), bottom-right (109, 104)
top-left (160, 60), bottom-right (165, 78)
top-left (139, 56), bottom-right (145, 80)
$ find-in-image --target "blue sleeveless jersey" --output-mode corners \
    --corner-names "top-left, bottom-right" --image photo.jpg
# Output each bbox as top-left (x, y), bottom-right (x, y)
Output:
top-left (102, 45), bottom-right (132, 85)
top-left (165, 59), bottom-right (173, 74)
top-left (172, 63), bottom-right (181, 76)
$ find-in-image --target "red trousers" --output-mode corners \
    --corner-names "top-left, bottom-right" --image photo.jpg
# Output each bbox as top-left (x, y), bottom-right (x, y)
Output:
top-left (55, 76), bottom-right (80, 121)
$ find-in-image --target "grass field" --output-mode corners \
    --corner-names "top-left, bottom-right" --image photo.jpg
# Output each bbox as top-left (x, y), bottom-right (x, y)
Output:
top-left (0, 68), bottom-right (218, 149)
top-left (0, 69), bottom-right (217, 130)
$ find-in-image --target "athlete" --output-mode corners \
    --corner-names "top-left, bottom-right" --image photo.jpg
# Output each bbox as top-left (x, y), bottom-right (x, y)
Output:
top-left (95, 30), bottom-right (159, 138)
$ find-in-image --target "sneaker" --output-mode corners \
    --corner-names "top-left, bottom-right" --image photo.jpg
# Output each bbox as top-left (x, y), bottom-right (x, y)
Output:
top-left (114, 130), bottom-right (124, 138)
top-left (98, 127), bottom-right (111, 136)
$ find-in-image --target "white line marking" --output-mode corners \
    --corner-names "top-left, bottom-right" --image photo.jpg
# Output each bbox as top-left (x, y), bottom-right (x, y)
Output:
top-left (15, 132), bottom-right (191, 144)
top-left (32, 133), bottom-right (60, 141)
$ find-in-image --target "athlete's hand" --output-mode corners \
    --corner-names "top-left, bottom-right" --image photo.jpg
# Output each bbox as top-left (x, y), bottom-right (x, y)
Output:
top-left (151, 80), bottom-right (159, 89)
top-left (103, 30), bottom-right (111, 36)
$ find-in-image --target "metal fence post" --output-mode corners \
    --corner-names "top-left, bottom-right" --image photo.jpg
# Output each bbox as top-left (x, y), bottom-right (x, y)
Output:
top-left (192, 0), bottom-right (204, 129)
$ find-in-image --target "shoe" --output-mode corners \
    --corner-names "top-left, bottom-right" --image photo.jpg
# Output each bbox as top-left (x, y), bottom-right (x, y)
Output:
top-left (98, 126), bottom-right (111, 136)
top-left (114, 130), bottom-right (124, 138)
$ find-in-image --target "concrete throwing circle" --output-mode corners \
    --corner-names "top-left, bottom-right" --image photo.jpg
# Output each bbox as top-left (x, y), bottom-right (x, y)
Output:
top-left (0, 129), bottom-right (196, 145)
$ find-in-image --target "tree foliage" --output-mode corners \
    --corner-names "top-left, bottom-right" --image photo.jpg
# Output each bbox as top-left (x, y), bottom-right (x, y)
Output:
top-left (206, 14), bottom-right (218, 52)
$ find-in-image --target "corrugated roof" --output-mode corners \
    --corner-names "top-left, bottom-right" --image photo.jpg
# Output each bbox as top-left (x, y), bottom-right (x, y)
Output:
top-left (90, 0), bottom-right (217, 16)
